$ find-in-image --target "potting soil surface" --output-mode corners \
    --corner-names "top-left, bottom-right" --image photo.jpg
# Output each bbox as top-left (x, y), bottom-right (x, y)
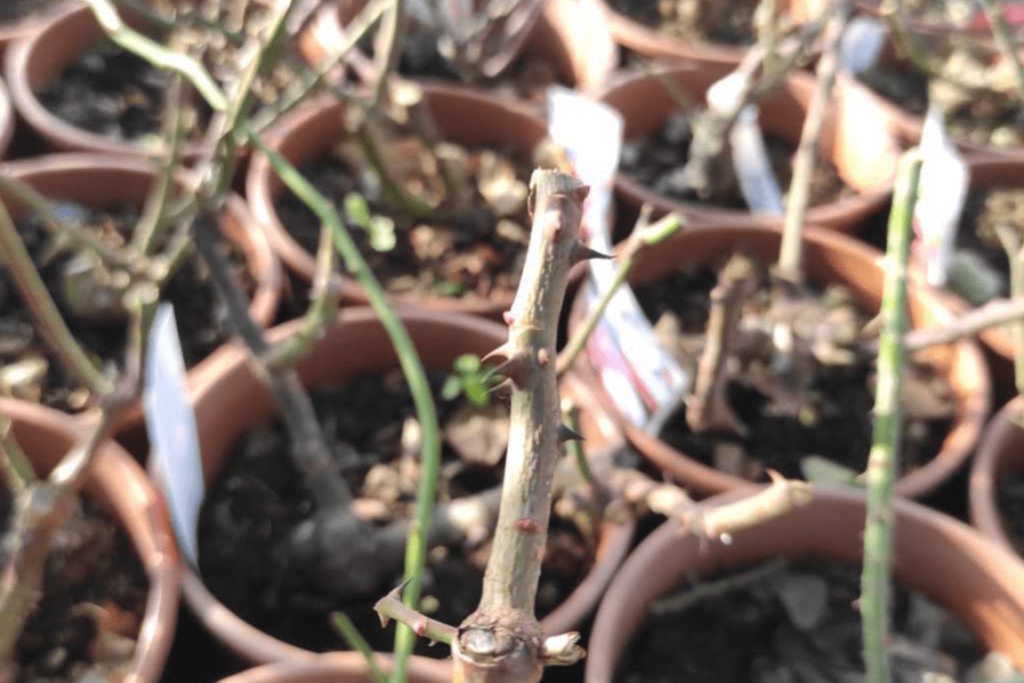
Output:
top-left (632, 259), bottom-right (954, 484)
top-left (0, 495), bottom-right (149, 683)
top-left (275, 143), bottom-right (533, 302)
top-left (620, 123), bottom-right (854, 212)
top-left (197, 369), bottom-right (595, 657)
top-left (37, 38), bottom-right (205, 145)
top-left (0, 203), bottom-right (252, 412)
top-left (616, 558), bottom-right (995, 683)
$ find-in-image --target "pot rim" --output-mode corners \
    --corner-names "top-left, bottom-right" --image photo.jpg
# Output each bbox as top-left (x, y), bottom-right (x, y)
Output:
top-left (3, 3), bottom-right (215, 157)
top-left (0, 151), bottom-right (283, 328)
top-left (245, 83), bottom-right (551, 320)
top-left (180, 306), bottom-right (634, 664)
top-left (0, 75), bottom-right (14, 160)
top-left (0, 398), bottom-right (181, 683)
top-left (211, 651), bottom-right (453, 683)
top-left (566, 220), bottom-right (992, 499)
top-left (596, 65), bottom-right (899, 234)
top-left (969, 393), bottom-right (1024, 555)
top-left (585, 484), bottom-right (1024, 683)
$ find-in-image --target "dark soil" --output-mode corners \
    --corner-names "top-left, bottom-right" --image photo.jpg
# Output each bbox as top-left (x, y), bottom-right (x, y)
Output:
top-left (996, 468), bottom-right (1024, 556)
top-left (275, 146), bottom-right (533, 302)
top-left (609, 0), bottom-right (757, 45)
top-left (620, 121), bottom-right (854, 211)
top-left (632, 261), bottom-right (954, 484)
top-left (953, 185), bottom-right (1024, 295)
top-left (857, 62), bottom-right (929, 117)
top-left (0, 0), bottom-right (55, 23)
top-left (617, 558), bottom-right (989, 683)
top-left (0, 495), bottom-right (149, 683)
top-left (197, 369), bottom-right (595, 657)
top-left (0, 203), bottom-right (252, 412)
top-left (37, 39), bottom-right (204, 145)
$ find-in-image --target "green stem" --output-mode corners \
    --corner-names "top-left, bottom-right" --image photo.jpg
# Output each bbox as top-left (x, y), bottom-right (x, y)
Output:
top-left (0, 200), bottom-right (112, 397)
top-left (556, 212), bottom-right (683, 377)
top-left (0, 417), bottom-right (36, 493)
top-left (246, 127), bottom-right (439, 683)
top-left (132, 74), bottom-right (185, 255)
top-left (861, 149), bottom-right (922, 683)
top-left (332, 613), bottom-right (388, 683)
top-left (80, 0), bottom-right (228, 113)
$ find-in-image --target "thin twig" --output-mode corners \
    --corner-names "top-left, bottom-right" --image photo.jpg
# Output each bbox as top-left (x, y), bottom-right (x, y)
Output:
top-left (776, 0), bottom-right (854, 284)
top-left (556, 211), bottom-right (684, 377)
top-left (861, 149), bottom-right (922, 683)
top-left (0, 417), bottom-right (35, 494)
top-left (0, 200), bottom-right (113, 397)
top-left (902, 296), bottom-right (1024, 352)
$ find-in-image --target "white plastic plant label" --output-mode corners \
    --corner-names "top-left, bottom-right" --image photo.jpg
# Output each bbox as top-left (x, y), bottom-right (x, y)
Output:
top-left (144, 304), bottom-right (204, 568)
top-left (839, 16), bottom-right (888, 74)
top-left (707, 72), bottom-right (784, 216)
top-left (914, 103), bottom-right (970, 288)
top-left (547, 87), bottom-right (688, 430)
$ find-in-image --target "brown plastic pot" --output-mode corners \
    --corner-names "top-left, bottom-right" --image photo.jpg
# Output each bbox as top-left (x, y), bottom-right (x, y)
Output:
top-left (3, 3), bottom-right (216, 157)
top-left (969, 394), bottom-right (1024, 557)
top-left (246, 84), bottom-right (551, 320)
top-left (0, 153), bottom-right (283, 450)
top-left (599, 0), bottom-right (825, 67)
top-left (567, 221), bottom-right (991, 499)
top-left (599, 64), bottom-right (902, 234)
top-left (214, 653), bottom-right (452, 683)
top-left (586, 485), bottom-right (1024, 683)
top-left (298, 0), bottom-right (617, 97)
top-left (181, 306), bottom-right (635, 664)
top-left (0, 0), bottom-right (69, 58)
top-left (0, 398), bottom-right (180, 683)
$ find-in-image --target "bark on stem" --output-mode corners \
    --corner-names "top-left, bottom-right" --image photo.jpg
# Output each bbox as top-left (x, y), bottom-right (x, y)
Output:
top-left (861, 150), bottom-right (922, 683)
top-left (453, 170), bottom-right (587, 683)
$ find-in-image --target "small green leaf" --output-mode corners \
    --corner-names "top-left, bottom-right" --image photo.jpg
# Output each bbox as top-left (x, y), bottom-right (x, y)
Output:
top-left (367, 215), bottom-right (396, 252)
top-left (343, 192), bottom-right (371, 229)
top-left (453, 354), bottom-right (481, 375)
top-left (441, 375), bottom-right (463, 401)
top-left (465, 377), bottom-right (491, 406)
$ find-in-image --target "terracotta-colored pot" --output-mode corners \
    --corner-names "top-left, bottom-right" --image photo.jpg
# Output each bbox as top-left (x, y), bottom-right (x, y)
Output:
top-left (599, 64), bottom-right (901, 234)
top-left (599, 0), bottom-right (825, 67)
top-left (567, 221), bottom-right (991, 499)
top-left (3, 3), bottom-right (216, 157)
top-left (0, 74), bottom-right (14, 160)
top-left (970, 394), bottom-right (1024, 557)
top-left (0, 0), bottom-right (69, 58)
top-left (0, 153), bottom-right (283, 451)
top-left (586, 485), bottom-right (1024, 683)
top-left (297, 0), bottom-right (617, 98)
top-left (214, 653), bottom-right (452, 683)
top-left (920, 154), bottom-right (1024, 362)
top-left (246, 84), bottom-right (551, 320)
top-left (181, 306), bottom-right (635, 664)
top-left (0, 398), bottom-right (180, 683)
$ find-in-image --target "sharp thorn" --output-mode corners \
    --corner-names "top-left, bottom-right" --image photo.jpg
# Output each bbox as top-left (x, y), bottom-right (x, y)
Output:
top-left (558, 424), bottom-right (585, 443)
top-left (571, 242), bottom-right (612, 265)
top-left (482, 342), bottom-right (513, 365)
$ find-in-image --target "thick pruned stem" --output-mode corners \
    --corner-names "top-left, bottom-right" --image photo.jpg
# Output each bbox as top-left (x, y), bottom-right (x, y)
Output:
top-left (861, 149), bottom-right (922, 683)
top-left (452, 170), bottom-right (588, 683)
top-left (903, 296), bottom-right (1024, 352)
top-left (776, 0), bottom-right (854, 284)
top-left (687, 253), bottom-right (759, 434)
top-left (192, 209), bottom-right (352, 510)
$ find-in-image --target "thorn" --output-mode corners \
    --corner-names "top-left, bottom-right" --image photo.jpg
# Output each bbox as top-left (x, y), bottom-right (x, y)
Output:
top-left (558, 424), bottom-right (584, 444)
top-left (537, 348), bottom-right (550, 366)
top-left (378, 613), bottom-right (391, 628)
top-left (414, 620), bottom-right (428, 636)
top-left (502, 310), bottom-right (515, 326)
top-left (481, 342), bottom-right (513, 365)
top-left (571, 241), bottom-right (612, 266)
top-left (490, 356), bottom-right (528, 388)
top-left (569, 185), bottom-right (591, 203)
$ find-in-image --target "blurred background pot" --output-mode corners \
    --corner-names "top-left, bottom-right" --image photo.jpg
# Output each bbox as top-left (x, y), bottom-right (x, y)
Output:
top-left (297, 0), bottom-right (617, 98)
top-left (0, 398), bottom-right (180, 683)
top-left (246, 84), bottom-right (552, 321)
top-left (566, 221), bottom-right (991, 499)
top-left (598, 64), bottom-right (901, 234)
top-left (970, 394), bottom-right (1024, 558)
top-left (585, 485), bottom-right (1024, 683)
